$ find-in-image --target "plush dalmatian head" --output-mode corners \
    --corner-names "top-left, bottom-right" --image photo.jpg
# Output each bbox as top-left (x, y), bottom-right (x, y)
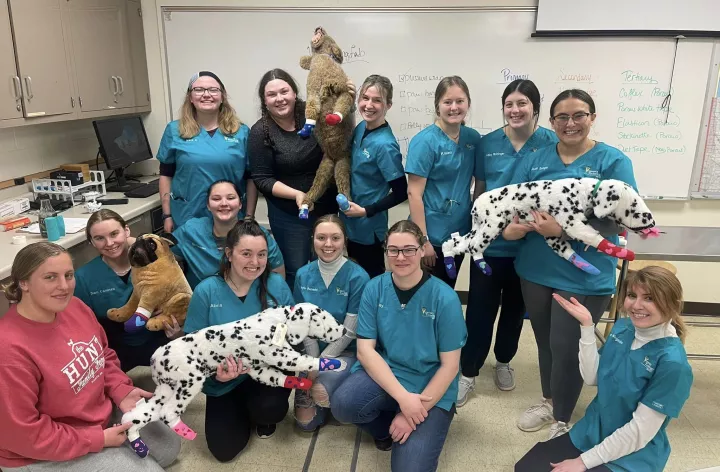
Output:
top-left (284, 303), bottom-right (346, 344)
top-left (591, 180), bottom-right (656, 237)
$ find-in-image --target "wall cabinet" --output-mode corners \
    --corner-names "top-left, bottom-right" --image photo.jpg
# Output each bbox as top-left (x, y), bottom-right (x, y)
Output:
top-left (0, 0), bottom-right (151, 128)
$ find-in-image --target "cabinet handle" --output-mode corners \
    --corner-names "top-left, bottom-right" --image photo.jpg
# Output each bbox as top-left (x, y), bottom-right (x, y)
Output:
top-left (71, 97), bottom-right (75, 108)
top-left (111, 76), bottom-right (118, 103)
top-left (79, 96), bottom-right (83, 108)
top-left (24, 76), bottom-right (33, 99)
top-left (117, 76), bottom-right (124, 96)
top-left (12, 76), bottom-right (22, 100)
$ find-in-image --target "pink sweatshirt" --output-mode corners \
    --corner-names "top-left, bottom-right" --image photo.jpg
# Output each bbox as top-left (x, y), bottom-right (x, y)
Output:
top-left (0, 297), bottom-right (134, 467)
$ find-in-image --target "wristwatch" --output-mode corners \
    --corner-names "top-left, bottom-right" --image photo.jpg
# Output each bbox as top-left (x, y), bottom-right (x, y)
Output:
top-left (421, 234), bottom-right (430, 245)
top-left (162, 213), bottom-right (172, 221)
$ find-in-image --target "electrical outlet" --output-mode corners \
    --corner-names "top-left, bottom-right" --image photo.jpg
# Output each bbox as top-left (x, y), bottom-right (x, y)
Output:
top-left (14, 177), bottom-right (25, 185)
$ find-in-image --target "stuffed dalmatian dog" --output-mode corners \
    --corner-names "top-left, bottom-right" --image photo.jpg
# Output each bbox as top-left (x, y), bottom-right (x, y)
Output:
top-left (122, 303), bottom-right (347, 458)
top-left (442, 178), bottom-right (659, 278)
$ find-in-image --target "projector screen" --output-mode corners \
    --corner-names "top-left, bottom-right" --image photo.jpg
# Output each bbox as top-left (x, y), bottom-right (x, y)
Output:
top-left (535, 0), bottom-right (720, 36)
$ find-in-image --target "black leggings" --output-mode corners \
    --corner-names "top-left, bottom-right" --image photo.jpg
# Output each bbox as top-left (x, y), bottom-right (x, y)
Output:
top-left (515, 433), bottom-right (611, 471)
top-left (205, 378), bottom-right (291, 462)
top-left (100, 317), bottom-right (169, 372)
top-left (347, 236), bottom-right (386, 278)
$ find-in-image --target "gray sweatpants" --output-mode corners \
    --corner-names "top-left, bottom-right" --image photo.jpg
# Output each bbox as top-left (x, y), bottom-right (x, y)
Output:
top-left (4, 408), bottom-right (181, 472)
top-left (520, 279), bottom-right (611, 423)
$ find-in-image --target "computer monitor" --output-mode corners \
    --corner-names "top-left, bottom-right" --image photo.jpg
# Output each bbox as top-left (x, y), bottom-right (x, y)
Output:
top-left (92, 116), bottom-right (153, 192)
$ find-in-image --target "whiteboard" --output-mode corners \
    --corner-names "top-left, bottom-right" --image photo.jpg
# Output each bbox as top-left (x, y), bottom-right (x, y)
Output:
top-left (161, 8), bottom-right (716, 199)
top-left (536, 0), bottom-right (720, 35)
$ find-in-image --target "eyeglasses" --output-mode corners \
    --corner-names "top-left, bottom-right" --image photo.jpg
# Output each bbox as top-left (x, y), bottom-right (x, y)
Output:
top-left (385, 246), bottom-right (420, 257)
top-left (551, 112), bottom-right (592, 125)
top-left (191, 87), bottom-right (222, 96)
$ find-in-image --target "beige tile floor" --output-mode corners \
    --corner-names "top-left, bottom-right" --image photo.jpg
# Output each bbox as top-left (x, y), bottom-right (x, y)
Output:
top-left (128, 315), bottom-right (720, 472)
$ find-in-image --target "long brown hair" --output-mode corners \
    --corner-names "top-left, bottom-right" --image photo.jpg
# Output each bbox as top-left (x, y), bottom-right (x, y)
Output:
top-left (85, 209), bottom-right (128, 242)
top-left (179, 76), bottom-right (241, 139)
top-left (619, 266), bottom-right (687, 343)
top-left (2, 242), bottom-right (69, 303)
top-left (386, 220), bottom-right (424, 246)
top-left (219, 220), bottom-right (277, 310)
top-left (434, 76), bottom-right (471, 124)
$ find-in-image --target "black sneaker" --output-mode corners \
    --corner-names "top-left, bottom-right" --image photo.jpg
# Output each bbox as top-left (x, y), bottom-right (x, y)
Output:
top-left (256, 424), bottom-right (276, 439)
top-left (374, 436), bottom-right (392, 451)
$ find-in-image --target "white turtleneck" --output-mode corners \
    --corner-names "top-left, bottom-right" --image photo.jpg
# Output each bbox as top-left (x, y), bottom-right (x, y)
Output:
top-left (578, 322), bottom-right (678, 469)
top-left (318, 255), bottom-right (347, 288)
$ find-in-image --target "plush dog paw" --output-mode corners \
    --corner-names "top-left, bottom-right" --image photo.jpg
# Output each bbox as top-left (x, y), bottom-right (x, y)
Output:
top-left (284, 376), bottom-right (313, 390)
top-left (569, 252), bottom-right (601, 275)
top-left (444, 256), bottom-right (457, 279)
top-left (325, 113), bottom-right (343, 126)
top-left (130, 438), bottom-right (149, 458)
top-left (170, 420), bottom-right (197, 440)
top-left (474, 258), bottom-right (492, 276)
top-left (297, 123), bottom-right (315, 138)
top-left (319, 358), bottom-right (346, 371)
top-left (298, 205), bottom-right (310, 220)
top-left (124, 312), bottom-right (150, 333)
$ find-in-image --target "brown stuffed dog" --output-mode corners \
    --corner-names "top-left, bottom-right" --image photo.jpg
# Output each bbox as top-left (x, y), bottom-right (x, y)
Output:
top-left (297, 26), bottom-right (354, 219)
top-left (107, 233), bottom-right (191, 333)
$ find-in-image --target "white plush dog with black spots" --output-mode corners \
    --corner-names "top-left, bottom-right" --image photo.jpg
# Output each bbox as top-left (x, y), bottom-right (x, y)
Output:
top-left (122, 303), bottom-right (347, 457)
top-left (441, 178), bottom-right (659, 278)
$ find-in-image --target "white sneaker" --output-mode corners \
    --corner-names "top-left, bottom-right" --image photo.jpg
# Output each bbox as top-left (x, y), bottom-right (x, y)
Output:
top-left (517, 399), bottom-right (554, 432)
top-left (456, 375), bottom-right (475, 408)
top-left (494, 363), bottom-right (516, 391)
top-left (548, 421), bottom-right (571, 440)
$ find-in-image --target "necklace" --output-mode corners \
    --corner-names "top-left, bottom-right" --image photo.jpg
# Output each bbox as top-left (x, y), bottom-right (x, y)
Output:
top-left (439, 123), bottom-right (460, 142)
top-left (227, 274), bottom-right (249, 296)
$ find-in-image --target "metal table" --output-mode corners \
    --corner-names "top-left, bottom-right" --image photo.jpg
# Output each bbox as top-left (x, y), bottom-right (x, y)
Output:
top-left (604, 226), bottom-right (720, 360)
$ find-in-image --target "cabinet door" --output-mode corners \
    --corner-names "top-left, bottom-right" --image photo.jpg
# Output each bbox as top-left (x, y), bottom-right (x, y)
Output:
top-left (8, 0), bottom-right (76, 118)
top-left (0, 2), bottom-right (22, 121)
top-left (127, 0), bottom-right (150, 109)
top-left (65, 0), bottom-right (133, 112)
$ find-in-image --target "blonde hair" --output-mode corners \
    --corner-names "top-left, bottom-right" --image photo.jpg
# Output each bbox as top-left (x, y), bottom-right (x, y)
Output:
top-left (2, 242), bottom-right (68, 303)
top-left (178, 86), bottom-right (241, 139)
top-left (619, 266), bottom-right (687, 343)
top-left (359, 75), bottom-right (394, 106)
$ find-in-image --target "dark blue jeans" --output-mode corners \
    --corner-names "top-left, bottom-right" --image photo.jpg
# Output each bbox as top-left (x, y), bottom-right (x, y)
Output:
top-left (266, 199), bottom-right (317, 290)
top-left (331, 370), bottom-right (455, 472)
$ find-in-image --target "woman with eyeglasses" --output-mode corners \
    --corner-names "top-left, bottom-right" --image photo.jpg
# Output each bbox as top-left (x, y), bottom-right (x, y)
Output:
top-left (503, 89), bottom-right (638, 442)
top-left (331, 220), bottom-right (467, 472)
top-left (158, 71), bottom-right (256, 231)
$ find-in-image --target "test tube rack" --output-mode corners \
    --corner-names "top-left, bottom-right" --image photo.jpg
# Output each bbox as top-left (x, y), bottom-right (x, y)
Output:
top-left (32, 170), bottom-right (106, 206)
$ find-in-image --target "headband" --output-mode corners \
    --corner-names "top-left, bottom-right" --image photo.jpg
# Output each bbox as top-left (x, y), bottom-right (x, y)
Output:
top-left (187, 71), bottom-right (226, 92)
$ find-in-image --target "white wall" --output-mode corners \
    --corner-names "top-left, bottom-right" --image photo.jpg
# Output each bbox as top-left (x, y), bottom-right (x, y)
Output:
top-left (136, 0), bottom-right (720, 303)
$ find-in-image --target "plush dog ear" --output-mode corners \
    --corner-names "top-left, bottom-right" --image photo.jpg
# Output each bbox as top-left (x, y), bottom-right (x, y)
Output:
top-left (159, 232), bottom-right (177, 247)
top-left (592, 180), bottom-right (622, 219)
top-left (331, 43), bottom-right (343, 63)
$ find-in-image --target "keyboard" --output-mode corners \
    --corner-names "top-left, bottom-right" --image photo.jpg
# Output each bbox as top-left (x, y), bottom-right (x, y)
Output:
top-left (124, 179), bottom-right (160, 198)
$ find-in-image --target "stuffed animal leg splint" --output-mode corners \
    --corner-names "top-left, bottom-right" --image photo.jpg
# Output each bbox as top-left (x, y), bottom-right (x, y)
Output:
top-left (122, 303), bottom-right (347, 458)
top-left (441, 178), bottom-right (659, 278)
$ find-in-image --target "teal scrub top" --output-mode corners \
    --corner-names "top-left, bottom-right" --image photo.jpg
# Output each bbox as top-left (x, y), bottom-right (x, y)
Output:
top-left (570, 318), bottom-right (693, 472)
top-left (510, 142), bottom-right (638, 295)
top-left (183, 273), bottom-right (294, 396)
top-left (74, 255), bottom-right (153, 347)
top-left (342, 122), bottom-right (405, 245)
top-left (157, 120), bottom-right (250, 228)
top-left (475, 126), bottom-right (558, 257)
top-left (293, 259), bottom-right (370, 352)
top-left (352, 273), bottom-right (467, 412)
top-left (405, 124), bottom-right (481, 246)
top-left (172, 217), bottom-right (284, 289)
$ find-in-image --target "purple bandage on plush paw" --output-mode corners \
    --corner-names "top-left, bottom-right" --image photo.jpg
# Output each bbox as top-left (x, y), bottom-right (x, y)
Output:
top-left (444, 256), bottom-right (457, 279)
top-left (130, 438), bottom-right (149, 458)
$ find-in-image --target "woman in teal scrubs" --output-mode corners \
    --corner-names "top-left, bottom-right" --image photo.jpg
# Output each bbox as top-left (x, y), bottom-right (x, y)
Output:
top-left (341, 75), bottom-right (407, 277)
top-left (331, 220), bottom-right (467, 472)
top-left (505, 89), bottom-right (639, 440)
top-left (405, 76), bottom-right (481, 288)
top-left (293, 214), bottom-right (369, 431)
top-left (75, 209), bottom-right (169, 372)
top-left (516, 266), bottom-right (692, 472)
top-left (458, 79), bottom-right (557, 404)
top-left (172, 179), bottom-right (284, 289)
top-left (183, 220), bottom-right (294, 462)
top-left (158, 71), bottom-right (256, 231)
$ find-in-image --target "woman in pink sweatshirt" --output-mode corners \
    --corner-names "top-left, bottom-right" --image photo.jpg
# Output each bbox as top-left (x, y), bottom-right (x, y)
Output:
top-left (0, 242), bottom-right (180, 471)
